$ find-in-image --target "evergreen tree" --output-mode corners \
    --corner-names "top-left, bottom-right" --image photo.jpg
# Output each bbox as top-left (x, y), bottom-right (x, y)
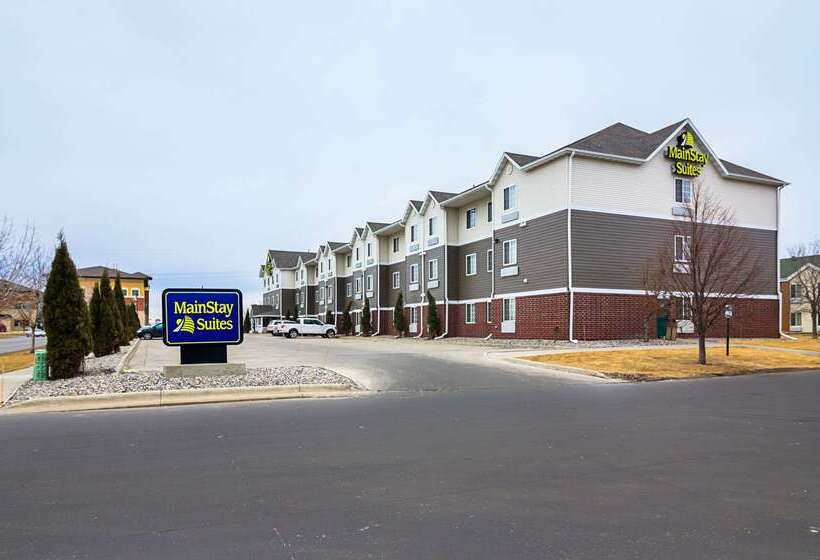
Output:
top-left (97, 270), bottom-right (120, 354)
top-left (89, 284), bottom-right (107, 357)
top-left (43, 234), bottom-right (90, 379)
top-left (243, 309), bottom-right (252, 333)
top-left (128, 302), bottom-right (140, 333)
top-left (112, 271), bottom-right (130, 345)
top-left (325, 309), bottom-right (333, 325)
top-left (426, 290), bottom-right (441, 339)
top-left (393, 292), bottom-right (407, 337)
top-left (341, 301), bottom-right (353, 335)
top-left (361, 298), bottom-right (372, 335)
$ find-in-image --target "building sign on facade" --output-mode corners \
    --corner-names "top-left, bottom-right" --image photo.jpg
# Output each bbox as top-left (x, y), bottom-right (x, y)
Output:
top-left (665, 130), bottom-right (709, 177)
top-left (162, 288), bottom-right (243, 346)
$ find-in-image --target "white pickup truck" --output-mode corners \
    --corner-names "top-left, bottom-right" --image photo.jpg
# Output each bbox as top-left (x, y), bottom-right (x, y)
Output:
top-left (283, 318), bottom-right (336, 339)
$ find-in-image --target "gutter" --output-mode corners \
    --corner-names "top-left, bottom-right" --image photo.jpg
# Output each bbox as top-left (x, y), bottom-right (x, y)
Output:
top-left (776, 185), bottom-right (797, 340)
top-left (484, 183), bottom-right (495, 340)
top-left (567, 151), bottom-right (579, 343)
top-left (435, 208), bottom-right (449, 339)
top-left (415, 250), bottom-right (426, 338)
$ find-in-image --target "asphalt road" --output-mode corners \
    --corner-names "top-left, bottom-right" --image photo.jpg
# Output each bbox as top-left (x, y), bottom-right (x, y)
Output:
top-left (1, 342), bottom-right (819, 558)
top-left (0, 335), bottom-right (45, 354)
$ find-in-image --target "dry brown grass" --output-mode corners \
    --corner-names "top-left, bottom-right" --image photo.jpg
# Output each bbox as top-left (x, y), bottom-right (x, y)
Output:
top-left (521, 346), bottom-right (820, 381)
top-left (0, 349), bottom-right (35, 373)
top-left (736, 334), bottom-right (820, 353)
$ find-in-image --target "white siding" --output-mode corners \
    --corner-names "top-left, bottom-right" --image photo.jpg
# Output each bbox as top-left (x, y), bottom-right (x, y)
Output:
top-left (405, 212), bottom-right (422, 255)
top-left (492, 158), bottom-right (568, 226)
top-left (454, 195), bottom-right (492, 245)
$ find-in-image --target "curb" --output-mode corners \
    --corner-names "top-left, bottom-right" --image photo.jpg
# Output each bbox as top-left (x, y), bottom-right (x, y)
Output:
top-left (1, 383), bottom-right (359, 415)
top-left (115, 340), bottom-right (142, 373)
top-left (503, 355), bottom-right (620, 381)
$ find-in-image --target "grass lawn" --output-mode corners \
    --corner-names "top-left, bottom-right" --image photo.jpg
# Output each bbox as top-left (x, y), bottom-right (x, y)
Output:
top-left (0, 350), bottom-right (36, 373)
top-left (736, 334), bottom-right (820, 353)
top-left (521, 347), bottom-right (820, 381)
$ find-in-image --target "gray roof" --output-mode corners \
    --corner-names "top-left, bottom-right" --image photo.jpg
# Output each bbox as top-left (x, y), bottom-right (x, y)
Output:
top-left (781, 255), bottom-right (820, 279)
top-left (354, 227), bottom-right (364, 237)
top-left (267, 250), bottom-right (314, 269)
top-left (327, 241), bottom-right (347, 251)
top-left (410, 200), bottom-right (423, 211)
top-left (250, 304), bottom-right (274, 317)
top-left (76, 266), bottom-right (151, 280)
top-left (720, 159), bottom-right (782, 182)
top-left (366, 221), bottom-right (391, 232)
top-left (429, 191), bottom-right (458, 203)
top-left (504, 152), bottom-right (539, 166)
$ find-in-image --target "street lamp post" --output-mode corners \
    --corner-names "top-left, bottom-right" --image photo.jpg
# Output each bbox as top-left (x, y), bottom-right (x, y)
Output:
top-left (724, 304), bottom-right (734, 356)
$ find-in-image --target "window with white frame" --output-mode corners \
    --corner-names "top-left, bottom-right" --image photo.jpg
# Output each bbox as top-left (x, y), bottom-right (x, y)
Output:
top-left (320, 286), bottom-right (325, 301)
top-left (790, 312), bottom-right (801, 328)
top-left (674, 235), bottom-right (691, 262)
top-left (346, 282), bottom-right (352, 297)
top-left (355, 247), bottom-right (361, 261)
top-left (503, 185), bottom-right (517, 211)
top-left (409, 263), bottom-right (419, 284)
top-left (502, 239), bottom-right (517, 266)
top-left (502, 298), bottom-right (516, 322)
top-left (487, 201), bottom-right (493, 222)
top-left (346, 255), bottom-right (351, 268)
top-left (428, 259), bottom-right (438, 280)
top-left (465, 303), bottom-right (476, 324)
top-left (428, 216), bottom-right (437, 236)
top-left (392, 271), bottom-right (400, 289)
top-left (676, 296), bottom-right (692, 321)
top-left (487, 249), bottom-right (493, 272)
top-left (131, 288), bottom-right (140, 297)
top-left (392, 237), bottom-right (399, 253)
top-left (410, 224), bottom-right (418, 243)
top-left (410, 307), bottom-right (418, 324)
top-left (674, 178), bottom-right (692, 204)
top-left (319, 261), bottom-right (323, 273)
top-left (486, 301), bottom-right (492, 322)
top-left (466, 208), bottom-right (476, 229)
top-left (791, 283), bottom-right (802, 300)
top-left (296, 292), bottom-right (300, 305)
top-left (327, 286), bottom-right (333, 302)
top-left (366, 274), bottom-right (373, 292)
top-left (465, 253), bottom-right (477, 276)
top-left (366, 242), bottom-right (373, 257)
top-left (355, 277), bottom-right (362, 294)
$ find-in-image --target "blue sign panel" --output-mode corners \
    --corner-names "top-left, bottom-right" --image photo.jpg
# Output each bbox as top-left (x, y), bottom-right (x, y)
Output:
top-left (162, 288), bottom-right (243, 346)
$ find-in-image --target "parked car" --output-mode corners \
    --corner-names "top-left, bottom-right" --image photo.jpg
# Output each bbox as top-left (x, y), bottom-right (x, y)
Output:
top-left (267, 320), bottom-right (297, 336)
top-left (25, 328), bottom-right (46, 337)
top-left (283, 318), bottom-right (336, 339)
top-left (137, 322), bottom-right (164, 340)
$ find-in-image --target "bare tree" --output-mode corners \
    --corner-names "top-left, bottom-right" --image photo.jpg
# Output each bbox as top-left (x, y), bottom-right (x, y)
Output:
top-left (0, 217), bottom-right (38, 310)
top-left (651, 184), bottom-right (764, 364)
top-left (14, 244), bottom-right (50, 352)
top-left (788, 240), bottom-right (820, 339)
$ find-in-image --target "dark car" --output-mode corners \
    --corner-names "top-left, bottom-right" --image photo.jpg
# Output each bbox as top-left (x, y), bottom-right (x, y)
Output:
top-left (137, 322), bottom-right (164, 340)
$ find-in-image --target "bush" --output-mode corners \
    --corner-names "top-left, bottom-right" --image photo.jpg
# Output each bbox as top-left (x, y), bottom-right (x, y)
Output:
top-left (243, 309), bottom-right (252, 333)
top-left (341, 301), bottom-right (353, 335)
top-left (393, 292), bottom-right (407, 337)
top-left (91, 270), bottom-right (120, 356)
top-left (43, 234), bottom-right (91, 379)
top-left (426, 290), bottom-right (441, 338)
top-left (128, 302), bottom-right (140, 332)
top-left (361, 298), bottom-right (372, 335)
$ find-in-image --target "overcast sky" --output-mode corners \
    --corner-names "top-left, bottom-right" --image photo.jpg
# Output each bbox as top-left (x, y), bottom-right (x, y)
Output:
top-left (1, 1), bottom-right (818, 318)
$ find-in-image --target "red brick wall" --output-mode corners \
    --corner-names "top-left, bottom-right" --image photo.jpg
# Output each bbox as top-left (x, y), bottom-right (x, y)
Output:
top-left (702, 298), bottom-right (779, 338)
top-left (573, 293), bottom-right (654, 340)
top-left (489, 293), bottom-right (569, 340)
top-left (449, 302), bottom-right (493, 338)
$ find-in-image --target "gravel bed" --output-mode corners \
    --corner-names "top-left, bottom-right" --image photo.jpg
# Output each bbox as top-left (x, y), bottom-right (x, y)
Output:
top-left (9, 366), bottom-right (355, 403)
top-left (82, 345), bottom-right (133, 375)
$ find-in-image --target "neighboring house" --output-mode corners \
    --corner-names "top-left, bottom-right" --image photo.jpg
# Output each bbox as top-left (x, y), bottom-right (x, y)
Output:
top-left (259, 250), bottom-right (315, 319)
top-left (0, 279), bottom-right (40, 332)
top-left (77, 266), bottom-right (152, 326)
top-left (256, 118), bottom-right (785, 340)
top-left (780, 255), bottom-right (820, 333)
top-left (249, 304), bottom-right (274, 333)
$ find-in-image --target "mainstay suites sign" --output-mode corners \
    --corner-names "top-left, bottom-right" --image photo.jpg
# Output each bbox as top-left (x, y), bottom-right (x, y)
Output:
top-left (665, 130), bottom-right (709, 177)
top-left (162, 288), bottom-right (243, 346)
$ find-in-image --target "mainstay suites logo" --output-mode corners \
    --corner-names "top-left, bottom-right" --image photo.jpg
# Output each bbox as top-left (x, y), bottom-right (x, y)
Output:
top-left (665, 130), bottom-right (709, 177)
top-left (162, 288), bottom-right (243, 346)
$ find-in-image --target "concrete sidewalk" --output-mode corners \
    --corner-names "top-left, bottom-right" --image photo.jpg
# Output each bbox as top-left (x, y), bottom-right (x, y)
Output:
top-left (1, 367), bottom-right (32, 403)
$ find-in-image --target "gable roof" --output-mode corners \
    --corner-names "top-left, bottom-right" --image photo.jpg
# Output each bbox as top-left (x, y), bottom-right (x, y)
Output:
top-left (781, 255), bottom-right (820, 280)
top-left (366, 221), bottom-right (391, 233)
top-left (76, 266), bottom-right (152, 281)
top-left (327, 241), bottom-right (347, 251)
top-left (267, 250), bottom-right (314, 269)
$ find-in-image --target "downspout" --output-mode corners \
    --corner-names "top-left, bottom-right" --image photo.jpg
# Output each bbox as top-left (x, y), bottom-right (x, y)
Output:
top-left (435, 209), bottom-right (449, 339)
top-left (567, 151), bottom-right (579, 343)
top-left (776, 185), bottom-right (796, 340)
top-left (484, 183), bottom-right (495, 340)
top-left (373, 239), bottom-right (381, 336)
top-left (415, 246), bottom-right (426, 338)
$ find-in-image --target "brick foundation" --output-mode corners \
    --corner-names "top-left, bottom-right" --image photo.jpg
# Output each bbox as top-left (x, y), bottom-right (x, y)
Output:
top-left (489, 293), bottom-right (569, 340)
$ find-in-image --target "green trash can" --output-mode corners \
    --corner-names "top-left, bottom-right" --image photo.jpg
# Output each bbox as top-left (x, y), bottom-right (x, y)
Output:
top-left (32, 350), bottom-right (48, 381)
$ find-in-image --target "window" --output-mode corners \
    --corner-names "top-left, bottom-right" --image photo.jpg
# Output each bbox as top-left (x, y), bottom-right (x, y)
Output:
top-left (355, 247), bottom-right (361, 261)
top-left (296, 292), bottom-right (300, 305)
top-left (503, 185), bottom-right (517, 211)
top-left (411, 307), bottom-right (418, 324)
top-left (465, 253), bottom-right (477, 276)
top-left (392, 271), bottom-right (400, 289)
top-left (466, 208), bottom-right (477, 229)
top-left (487, 201), bottom-right (493, 222)
top-left (306, 319), bottom-right (322, 325)
top-left (428, 216), bottom-right (436, 236)
top-left (486, 301), bottom-right (492, 323)
top-left (355, 277), bottom-right (362, 294)
top-left (790, 312), bottom-right (801, 328)
top-left (675, 178), bottom-right (692, 204)
top-left (487, 249), bottom-right (493, 272)
top-left (674, 235), bottom-right (691, 262)
top-left (346, 282), bottom-right (352, 297)
top-left (409, 263), bottom-right (419, 284)
top-left (319, 287), bottom-right (325, 301)
top-left (410, 224), bottom-right (418, 243)
top-left (428, 259), bottom-right (438, 280)
top-left (327, 286), bottom-right (333, 302)
top-left (319, 261), bottom-right (323, 273)
top-left (791, 283), bottom-right (802, 300)
top-left (676, 297), bottom-right (692, 321)
top-left (346, 255), bottom-right (351, 268)
top-left (366, 242), bottom-right (373, 257)
top-left (366, 274), bottom-right (373, 292)
top-left (465, 303), bottom-right (476, 324)
top-left (502, 239), bottom-right (517, 266)
top-left (503, 298), bottom-right (516, 322)
top-left (131, 288), bottom-right (139, 297)
top-left (392, 237), bottom-right (399, 253)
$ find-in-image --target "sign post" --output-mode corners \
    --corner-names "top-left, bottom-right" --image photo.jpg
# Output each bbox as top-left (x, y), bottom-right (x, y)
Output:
top-left (724, 304), bottom-right (734, 356)
top-left (162, 288), bottom-right (244, 368)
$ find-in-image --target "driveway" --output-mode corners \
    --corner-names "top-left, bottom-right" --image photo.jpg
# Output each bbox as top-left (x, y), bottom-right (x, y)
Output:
top-left (127, 334), bottom-right (603, 392)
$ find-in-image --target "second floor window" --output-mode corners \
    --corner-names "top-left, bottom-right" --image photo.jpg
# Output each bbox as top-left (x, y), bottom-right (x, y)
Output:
top-left (392, 271), bottom-right (400, 289)
top-left (428, 216), bottom-right (437, 236)
top-left (131, 288), bottom-right (139, 297)
top-left (674, 235), bottom-right (691, 262)
top-left (410, 224), bottom-right (418, 243)
top-left (409, 263), bottom-right (419, 284)
top-left (392, 237), bottom-right (399, 253)
top-left (791, 284), bottom-right (801, 300)
top-left (675, 178), bottom-right (692, 204)
top-left (366, 242), bottom-right (372, 258)
top-left (428, 259), bottom-right (438, 280)
top-left (355, 277), bottom-right (362, 294)
top-left (487, 249), bottom-right (494, 272)
top-left (346, 255), bottom-right (351, 268)
top-left (502, 239), bottom-right (517, 266)
top-left (355, 247), bottom-right (360, 261)
top-left (366, 274), bottom-right (373, 292)
top-left (503, 185), bottom-right (517, 211)
top-left (487, 201), bottom-right (493, 222)
top-left (346, 282), bottom-right (352, 297)
top-left (466, 208), bottom-right (476, 229)
top-left (466, 253), bottom-right (477, 276)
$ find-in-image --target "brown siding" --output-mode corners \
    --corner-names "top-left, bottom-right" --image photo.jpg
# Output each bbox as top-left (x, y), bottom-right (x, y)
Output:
top-left (494, 210), bottom-right (568, 295)
top-left (571, 210), bottom-right (777, 294)
top-left (381, 263), bottom-right (404, 309)
top-left (404, 253), bottom-right (423, 305)
top-left (351, 269), bottom-right (364, 310)
top-left (452, 238), bottom-right (492, 301)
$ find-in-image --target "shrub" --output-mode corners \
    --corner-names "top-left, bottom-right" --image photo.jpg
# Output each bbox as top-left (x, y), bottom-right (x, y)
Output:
top-left (393, 292), bottom-right (407, 337)
top-left (341, 301), bottom-right (353, 335)
top-left (361, 298), bottom-right (371, 335)
top-left (243, 309), bottom-right (252, 333)
top-left (112, 272), bottom-right (130, 346)
top-left (426, 290), bottom-right (441, 339)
